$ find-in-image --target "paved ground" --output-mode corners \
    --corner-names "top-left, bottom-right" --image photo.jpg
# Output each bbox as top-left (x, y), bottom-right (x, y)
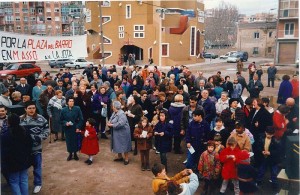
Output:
top-left (2, 56), bottom-right (298, 194)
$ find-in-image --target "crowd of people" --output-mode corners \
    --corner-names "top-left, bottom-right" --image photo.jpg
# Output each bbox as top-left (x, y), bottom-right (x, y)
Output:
top-left (0, 62), bottom-right (299, 195)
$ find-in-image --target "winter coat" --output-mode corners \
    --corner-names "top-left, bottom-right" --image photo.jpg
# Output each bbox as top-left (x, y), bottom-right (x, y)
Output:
top-left (219, 146), bottom-right (243, 180)
top-left (228, 132), bottom-right (252, 152)
top-left (186, 120), bottom-right (210, 152)
top-left (168, 102), bottom-right (186, 137)
top-left (178, 173), bottom-right (199, 195)
top-left (138, 98), bottom-right (154, 121)
top-left (80, 126), bottom-right (99, 155)
top-left (272, 110), bottom-right (287, 140)
top-left (237, 75), bottom-right (248, 91)
top-left (47, 96), bottom-right (66, 133)
top-left (291, 79), bottom-right (299, 98)
top-left (198, 150), bottom-right (221, 180)
top-left (39, 90), bottom-right (55, 115)
top-left (232, 128), bottom-right (255, 144)
top-left (255, 134), bottom-right (281, 166)
top-left (32, 85), bottom-right (47, 114)
top-left (133, 125), bottom-right (153, 150)
top-left (221, 107), bottom-right (245, 132)
top-left (197, 98), bottom-right (216, 123)
top-left (1, 127), bottom-right (33, 173)
top-left (208, 127), bottom-right (230, 146)
top-left (247, 107), bottom-right (272, 140)
top-left (247, 80), bottom-right (263, 98)
top-left (16, 84), bottom-right (31, 96)
top-left (286, 104), bottom-right (299, 130)
top-left (213, 86), bottom-right (224, 100)
top-left (267, 66), bottom-right (277, 79)
top-left (237, 164), bottom-right (258, 193)
top-left (0, 95), bottom-right (12, 107)
top-left (231, 83), bottom-right (242, 98)
top-left (154, 121), bottom-right (173, 153)
top-left (121, 82), bottom-right (130, 96)
top-left (60, 106), bottom-right (84, 153)
top-left (109, 109), bottom-right (132, 153)
top-left (180, 105), bottom-right (205, 132)
top-left (277, 80), bottom-right (293, 104)
top-left (79, 92), bottom-right (93, 121)
top-left (127, 103), bottom-right (143, 137)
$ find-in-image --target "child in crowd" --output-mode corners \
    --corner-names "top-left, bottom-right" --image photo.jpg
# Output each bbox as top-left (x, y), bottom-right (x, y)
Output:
top-left (231, 121), bottom-right (255, 145)
top-left (255, 126), bottom-right (280, 190)
top-left (151, 163), bottom-right (190, 195)
top-left (209, 117), bottom-right (230, 146)
top-left (186, 109), bottom-right (210, 171)
top-left (80, 118), bottom-right (99, 165)
top-left (133, 117), bottom-right (153, 171)
top-left (166, 170), bottom-right (199, 195)
top-left (219, 137), bottom-right (242, 195)
top-left (214, 134), bottom-right (225, 154)
top-left (237, 151), bottom-right (258, 195)
top-left (198, 140), bottom-right (221, 195)
top-left (229, 121), bottom-right (252, 152)
top-left (262, 97), bottom-right (274, 114)
top-left (153, 110), bottom-right (173, 172)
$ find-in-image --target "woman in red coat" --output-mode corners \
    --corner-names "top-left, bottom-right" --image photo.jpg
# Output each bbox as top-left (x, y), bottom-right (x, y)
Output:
top-left (79, 118), bottom-right (100, 165)
top-left (273, 105), bottom-right (290, 141)
top-left (219, 137), bottom-right (242, 195)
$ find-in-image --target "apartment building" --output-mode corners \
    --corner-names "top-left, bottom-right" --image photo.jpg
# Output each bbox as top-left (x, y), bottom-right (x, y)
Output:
top-left (275, 0), bottom-right (299, 65)
top-left (0, 1), bottom-right (84, 36)
top-left (236, 21), bottom-right (277, 57)
top-left (85, 0), bottom-right (205, 66)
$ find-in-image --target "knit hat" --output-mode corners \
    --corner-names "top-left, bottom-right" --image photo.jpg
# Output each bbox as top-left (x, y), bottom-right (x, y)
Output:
top-left (229, 98), bottom-right (239, 106)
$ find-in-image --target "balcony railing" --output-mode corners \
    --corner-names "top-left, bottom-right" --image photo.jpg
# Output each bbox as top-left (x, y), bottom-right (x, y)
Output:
top-left (277, 29), bottom-right (299, 39)
top-left (279, 9), bottom-right (299, 18)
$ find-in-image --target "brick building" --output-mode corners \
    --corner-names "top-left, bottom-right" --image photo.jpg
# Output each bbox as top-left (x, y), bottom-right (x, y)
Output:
top-left (236, 21), bottom-right (277, 57)
top-left (275, 0), bottom-right (299, 65)
top-left (85, 0), bottom-right (205, 66)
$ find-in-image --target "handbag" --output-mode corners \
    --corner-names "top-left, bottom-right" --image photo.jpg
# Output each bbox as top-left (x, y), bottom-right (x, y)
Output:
top-left (101, 106), bottom-right (107, 117)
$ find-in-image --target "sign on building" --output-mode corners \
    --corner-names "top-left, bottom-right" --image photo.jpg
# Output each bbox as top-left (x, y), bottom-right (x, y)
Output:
top-left (0, 32), bottom-right (87, 62)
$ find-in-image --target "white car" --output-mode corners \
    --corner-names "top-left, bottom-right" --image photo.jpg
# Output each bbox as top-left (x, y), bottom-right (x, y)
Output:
top-left (65, 58), bottom-right (94, 69)
top-left (227, 53), bottom-right (240, 63)
top-left (220, 51), bottom-right (237, 59)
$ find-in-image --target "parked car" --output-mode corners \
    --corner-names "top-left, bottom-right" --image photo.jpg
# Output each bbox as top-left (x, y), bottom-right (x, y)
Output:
top-left (48, 59), bottom-right (72, 68)
top-left (219, 51), bottom-right (237, 59)
top-left (0, 62), bottom-right (41, 80)
top-left (227, 51), bottom-right (248, 63)
top-left (65, 58), bottom-right (94, 69)
top-left (203, 53), bottom-right (218, 59)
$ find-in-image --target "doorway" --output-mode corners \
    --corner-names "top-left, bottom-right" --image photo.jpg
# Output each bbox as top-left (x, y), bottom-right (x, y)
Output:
top-left (120, 45), bottom-right (143, 60)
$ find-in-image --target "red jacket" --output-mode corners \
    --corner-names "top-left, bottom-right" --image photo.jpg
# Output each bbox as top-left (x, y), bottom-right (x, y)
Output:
top-left (291, 79), bottom-right (299, 98)
top-left (273, 110), bottom-right (287, 140)
top-left (80, 126), bottom-right (99, 155)
top-left (219, 146), bottom-right (242, 180)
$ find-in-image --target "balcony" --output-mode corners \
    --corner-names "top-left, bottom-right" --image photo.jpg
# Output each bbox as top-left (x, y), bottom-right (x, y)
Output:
top-left (279, 9), bottom-right (299, 19)
top-left (277, 29), bottom-right (299, 39)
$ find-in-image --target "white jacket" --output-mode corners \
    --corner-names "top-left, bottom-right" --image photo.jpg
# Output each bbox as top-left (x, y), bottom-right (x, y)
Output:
top-left (0, 95), bottom-right (12, 107)
top-left (215, 98), bottom-right (229, 114)
top-left (178, 173), bottom-right (199, 195)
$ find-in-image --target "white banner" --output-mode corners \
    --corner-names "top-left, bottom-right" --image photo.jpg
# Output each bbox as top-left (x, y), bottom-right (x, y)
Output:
top-left (0, 32), bottom-right (87, 62)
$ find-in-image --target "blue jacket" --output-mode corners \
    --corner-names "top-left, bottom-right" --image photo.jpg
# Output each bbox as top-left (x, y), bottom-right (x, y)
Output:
top-left (197, 98), bottom-right (216, 123)
top-left (186, 120), bottom-right (210, 151)
top-left (168, 102), bottom-right (186, 136)
top-left (154, 121), bottom-right (173, 153)
top-left (277, 80), bottom-right (293, 104)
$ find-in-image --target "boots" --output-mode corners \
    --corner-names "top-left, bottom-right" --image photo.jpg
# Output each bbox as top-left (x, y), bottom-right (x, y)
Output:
top-left (146, 164), bottom-right (150, 171)
top-left (101, 133), bottom-right (108, 139)
top-left (73, 152), bottom-right (79, 161)
top-left (67, 153), bottom-right (72, 161)
top-left (141, 163), bottom-right (145, 171)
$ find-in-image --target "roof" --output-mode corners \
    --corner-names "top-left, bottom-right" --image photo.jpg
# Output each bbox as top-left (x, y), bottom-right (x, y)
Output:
top-left (239, 21), bottom-right (277, 30)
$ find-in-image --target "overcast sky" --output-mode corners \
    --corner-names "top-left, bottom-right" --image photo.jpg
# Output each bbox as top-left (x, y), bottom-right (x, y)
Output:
top-left (203, 0), bottom-right (278, 15)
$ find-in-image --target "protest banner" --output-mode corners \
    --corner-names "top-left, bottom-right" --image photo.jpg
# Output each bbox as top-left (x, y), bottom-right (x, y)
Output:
top-left (0, 32), bottom-right (87, 62)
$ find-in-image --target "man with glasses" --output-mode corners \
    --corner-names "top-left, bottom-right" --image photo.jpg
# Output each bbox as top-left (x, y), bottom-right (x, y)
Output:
top-left (20, 101), bottom-right (49, 194)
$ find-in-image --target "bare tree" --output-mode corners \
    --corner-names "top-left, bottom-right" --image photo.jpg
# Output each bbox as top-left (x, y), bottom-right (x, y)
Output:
top-left (204, 2), bottom-right (239, 49)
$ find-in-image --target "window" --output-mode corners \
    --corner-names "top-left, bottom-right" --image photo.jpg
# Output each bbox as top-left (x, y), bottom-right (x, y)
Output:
top-left (103, 36), bottom-right (112, 44)
top-left (31, 17), bottom-right (36, 21)
top-left (38, 8), bottom-right (43, 13)
top-left (253, 47), bottom-right (259, 54)
top-left (126, 4), bottom-right (131, 19)
top-left (283, 10), bottom-right (289, 17)
top-left (190, 26), bottom-right (196, 56)
top-left (15, 8), bottom-right (20, 13)
top-left (118, 25), bottom-right (124, 32)
top-left (254, 32), bottom-right (259, 39)
top-left (134, 25), bottom-right (144, 31)
top-left (24, 26), bottom-right (28, 31)
top-left (268, 47), bottom-right (272, 53)
top-left (269, 31), bottom-right (272, 37)
top-left (22, 2), bottom-right (27, 5)
top-left (54, 8), bottom-right (60, 12)
top-left (92, 44), bottom-right (96, 50)
top-left (285, 23), bottom-right (294, 35)
top-left (101, 0), bottom-right (111, 7)
top-left (162, 43), bottom-right (169, 57)
top-left (16, 26), bottom-right (21, 30)
top-left (134, 32), bottom-right (144, 38)
top-left (22, 8), bottom-right (28, 13)
top-left (55, 17), bottom-right (60, 21)
top-left (101, 16), bottom-right (111, 24)
top-left (148, 47), bottom-right (153, 59)
top-left (15, 17), bottom-right (20, 21)
top-left (119, 33), bottom-right (124, 39)
top-left (24, 17), bottom-right (28, 22)
top-left (46, 8), bottom-right (51, 12)
top-left (47, 17), bottom-right (51, 21)
top-left (30, 8), bottom-right (35, 14)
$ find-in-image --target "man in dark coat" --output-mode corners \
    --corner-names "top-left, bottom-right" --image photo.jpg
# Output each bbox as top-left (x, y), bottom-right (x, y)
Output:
top-left (82, 64), bottom-right (93, 82)
top-left (197, 90), bottom-right (216, 125)
top-left (138, 90), bottom-right (154, 121)
top-left (15, 78), bottom-right (31, 97)
top-left (236, 71), bottom-right (247, 93)
top-left (60, 97), bottom-right (84, 161)
top-left (247, 74), bottom-right (263, 98)
top-left (221, 98), bottom-right (245, 132)
top-left (267, 63), bottom-right (277, 88)
top-left (285, 98), bottom-right (299, 131)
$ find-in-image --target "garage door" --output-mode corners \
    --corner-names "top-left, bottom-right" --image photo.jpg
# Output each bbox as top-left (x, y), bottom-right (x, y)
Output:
top-left (278, 42), bottom-right (297, 64)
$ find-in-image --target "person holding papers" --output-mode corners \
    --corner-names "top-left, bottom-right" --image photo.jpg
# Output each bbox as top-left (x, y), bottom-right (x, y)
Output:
top-left (185, 109), bottom-right (210, 171)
